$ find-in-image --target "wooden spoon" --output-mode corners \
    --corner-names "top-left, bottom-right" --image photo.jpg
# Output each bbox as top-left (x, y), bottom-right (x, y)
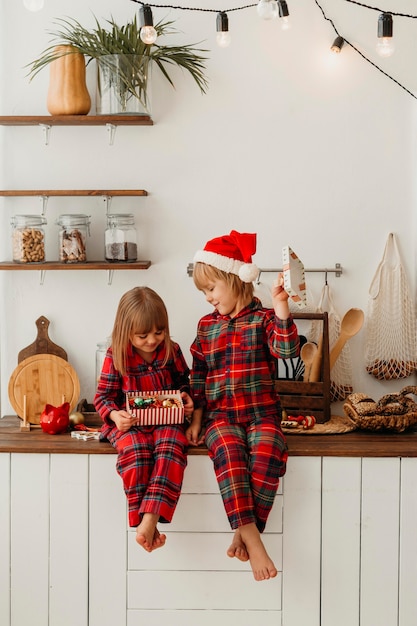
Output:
top-left (301, 342), bottom-right (318, 382)
top-left (329, 308), bottom-right (364, 371)
top-left (309, 335), bottom-right (323, 383)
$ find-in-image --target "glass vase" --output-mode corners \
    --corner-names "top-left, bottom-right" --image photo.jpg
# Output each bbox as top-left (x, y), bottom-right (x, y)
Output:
top-left (96, 54), bottom-right (151, 115)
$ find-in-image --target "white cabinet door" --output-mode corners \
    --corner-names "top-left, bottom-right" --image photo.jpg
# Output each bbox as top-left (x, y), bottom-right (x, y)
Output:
top-left (321, 456), bottom-right (361, 626)
top-left (49, 454), bottom-right (89, 626)
top-left (399, 458), bottom-right (417, 626)
top-left (282, 456), bottom-right (322, 626)
top-left (360, 458), bottom-right (400, 626)
top-left (89, 454), bottom-right (127, 626)
top-left (0, 454), bottom-right (10, 626)
top-left (10, 453), bottom-right (50, 626)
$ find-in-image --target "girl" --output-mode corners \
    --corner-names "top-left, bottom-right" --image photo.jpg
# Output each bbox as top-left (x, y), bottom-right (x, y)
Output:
top-left (186, 230), bottom-right (299, 581)
top-left (94, 286), bottom-right (193, 553)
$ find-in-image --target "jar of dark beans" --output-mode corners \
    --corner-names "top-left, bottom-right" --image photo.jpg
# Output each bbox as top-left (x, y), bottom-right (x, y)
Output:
top-left (105, 213), bottom-right (138, 262)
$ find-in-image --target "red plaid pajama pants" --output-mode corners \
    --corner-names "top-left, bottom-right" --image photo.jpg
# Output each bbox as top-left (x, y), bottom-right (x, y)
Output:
top-left (205, 416), bottom-right (288, 532)
top-left (106, 425), bottom-right (188, 528)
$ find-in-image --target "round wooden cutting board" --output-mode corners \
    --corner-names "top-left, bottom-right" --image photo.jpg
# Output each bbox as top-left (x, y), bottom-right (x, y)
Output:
top-left (8, 354), bottom-right (80, 425)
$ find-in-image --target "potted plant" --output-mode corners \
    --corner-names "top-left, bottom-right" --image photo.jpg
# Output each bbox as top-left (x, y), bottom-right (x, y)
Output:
top-left (28, 14), bottom-right (209, 116)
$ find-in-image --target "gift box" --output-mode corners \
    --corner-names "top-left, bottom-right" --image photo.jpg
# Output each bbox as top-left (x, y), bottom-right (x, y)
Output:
top-left (126, 390), bottom-right (184, 426)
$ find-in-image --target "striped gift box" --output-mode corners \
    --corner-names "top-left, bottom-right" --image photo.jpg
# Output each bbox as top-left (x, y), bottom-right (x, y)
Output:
top-left (126, 390), bottom-right (184, 426)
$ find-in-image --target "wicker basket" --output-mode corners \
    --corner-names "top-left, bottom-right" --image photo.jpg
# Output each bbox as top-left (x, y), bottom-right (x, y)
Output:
top-left (343, 386), bottom-right (417, 432)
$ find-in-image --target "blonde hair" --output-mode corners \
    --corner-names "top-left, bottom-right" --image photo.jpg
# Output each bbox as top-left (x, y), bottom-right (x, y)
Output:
top-left (111, 286), bottom-right (173, 375)
top-left (193, 262), bottom-right (254, 300)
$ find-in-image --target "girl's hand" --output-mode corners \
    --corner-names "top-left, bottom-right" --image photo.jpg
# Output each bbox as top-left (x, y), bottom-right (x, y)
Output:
top-left (181, 391), bottom-right (194, 419)
top-left (271, 272), bottom-right (291, 320)
top-left (110, 409), bottom-right (136, 433)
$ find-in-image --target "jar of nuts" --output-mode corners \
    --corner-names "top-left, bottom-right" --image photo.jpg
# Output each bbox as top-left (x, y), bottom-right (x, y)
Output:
top-left (56, 214), bottom-right (90, 263)
top-left (11, 214), bottom-right (47, 263)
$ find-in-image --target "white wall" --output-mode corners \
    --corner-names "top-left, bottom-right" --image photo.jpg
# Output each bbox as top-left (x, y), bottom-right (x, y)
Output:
top-left (1, 0), bottom-right (416, 416)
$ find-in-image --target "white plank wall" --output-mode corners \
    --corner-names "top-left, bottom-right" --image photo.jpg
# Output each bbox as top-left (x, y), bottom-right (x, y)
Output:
top-left (2, 452), bottom-right (417, 625)
top-left (127, 455), bottom-right (283, 625)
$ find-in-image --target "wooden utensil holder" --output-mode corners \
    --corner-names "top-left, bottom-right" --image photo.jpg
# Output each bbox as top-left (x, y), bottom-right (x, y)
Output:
top-left (275, 312), bottom-right (331, 423)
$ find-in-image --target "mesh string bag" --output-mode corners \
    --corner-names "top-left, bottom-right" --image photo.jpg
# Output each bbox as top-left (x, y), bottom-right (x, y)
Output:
top-left (316, 283), bottom-right (354, 401)
top-left (364, 233), bottom-right (417, 380)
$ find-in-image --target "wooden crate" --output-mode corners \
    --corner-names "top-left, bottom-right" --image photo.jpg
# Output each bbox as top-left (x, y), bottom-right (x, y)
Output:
top-left (275, 312), bottom-right (330, 423)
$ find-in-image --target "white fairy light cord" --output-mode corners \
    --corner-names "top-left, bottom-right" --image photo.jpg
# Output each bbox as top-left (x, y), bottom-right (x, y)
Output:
top-left (131, 0), bottom-right (417, 102)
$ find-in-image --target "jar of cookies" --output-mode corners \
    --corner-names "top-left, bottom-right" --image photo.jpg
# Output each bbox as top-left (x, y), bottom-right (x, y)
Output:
top-left (56, 214), bottom-right (90, 263)
top-left (11, 214), bottom-right (46, 263)
top-left (105, 213), bottom-right (138, 262)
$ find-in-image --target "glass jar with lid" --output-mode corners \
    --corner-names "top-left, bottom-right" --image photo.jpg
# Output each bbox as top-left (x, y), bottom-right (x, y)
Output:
top-left (11, 214), bottom-right (47, 264)
top-left (105, 213), bottom-right (138, 262)
top-left (96, 340), bottom-right (109, 383)
top-left (56, 214), bottom-right (90, 263)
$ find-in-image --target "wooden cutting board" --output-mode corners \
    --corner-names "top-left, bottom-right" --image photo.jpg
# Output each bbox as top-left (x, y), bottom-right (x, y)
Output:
top-left (8, 354), bottom-right (80, 425)
top-left (18, 316), bottom-right (67, 363)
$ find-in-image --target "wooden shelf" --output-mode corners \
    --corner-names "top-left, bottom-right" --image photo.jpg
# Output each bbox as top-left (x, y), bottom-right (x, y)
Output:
top-left (0, 261), bottom-right (151, 271)
top-left (0, 189), bottom-right (148, 197)
top-left (0, 115), bottom-right (153, 126)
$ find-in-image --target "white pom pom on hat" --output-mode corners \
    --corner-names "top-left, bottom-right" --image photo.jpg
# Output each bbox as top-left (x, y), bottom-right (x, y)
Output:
top-left (193, 230), bottom-right (259, 283)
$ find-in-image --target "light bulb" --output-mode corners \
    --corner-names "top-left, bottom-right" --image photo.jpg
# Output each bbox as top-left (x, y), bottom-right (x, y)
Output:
top-left (331, 36), bottom-right (344, 54)
top-left (376, 37), bottom-right (395, 57)
top-left (377, 13), bottom-right (394, 57)
top-left (23, 0), bottom-right (44, 11)
top-left (277, 1), bottom-right (291, 30)
top-left (279, 16), bottom-right (291, 30)
top-left (257, 0), bottom-right (278, 20)
top-left (140, 26), bottom-right (157, 45)
top-left (139, 5), bottom-right (157, 45)
top-left (216, 32), bottom-right (231, 48)
top-left (216, 12), bottom-right (231, 48)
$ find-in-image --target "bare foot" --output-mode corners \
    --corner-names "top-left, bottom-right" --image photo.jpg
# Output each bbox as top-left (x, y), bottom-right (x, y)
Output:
top-left (151, 527), bottom-right (166, 550)
top-left (239, 523), bottom-right (278, 581)
top-left (227, 529), bottom-right (249, 562)
top-left (136, 513), bottom-right (166, 552)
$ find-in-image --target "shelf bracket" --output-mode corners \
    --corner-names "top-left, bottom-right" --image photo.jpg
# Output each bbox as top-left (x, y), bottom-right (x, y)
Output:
top-left (107, 269), bottom-right (114, 285)
top-left (106, 123), bottom-right (117, 145)
top-left (103, 195), bottom-right (113, 214)
top-left (39, 123), bottom-right (52, 146)
top-left (39, 195), bottom-right (49, 216)
top-left (39, 269), bottom-right (46, 285)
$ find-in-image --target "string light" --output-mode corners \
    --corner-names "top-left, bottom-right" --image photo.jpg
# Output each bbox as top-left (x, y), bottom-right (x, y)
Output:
top-left (331, 36), bottom-right (344, 53)
top-left (376, 12), bottom-right (394, 58)
top-left (139, 4), bottom-right (158, 44)
top-left (257, 0), bottom-right (278, 21)
top-left (216, 11), bottom-right (231, 48)
top-left (131, 0), bottom-right (417, 102)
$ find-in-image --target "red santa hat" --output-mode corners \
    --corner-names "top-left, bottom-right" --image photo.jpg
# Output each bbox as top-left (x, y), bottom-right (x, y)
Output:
top-left (193, 230), bottom-right (259, 283)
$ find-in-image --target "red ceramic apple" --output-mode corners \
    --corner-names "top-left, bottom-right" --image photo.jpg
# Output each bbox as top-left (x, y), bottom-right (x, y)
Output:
top-left (40, 402), bottom-right (70, 435)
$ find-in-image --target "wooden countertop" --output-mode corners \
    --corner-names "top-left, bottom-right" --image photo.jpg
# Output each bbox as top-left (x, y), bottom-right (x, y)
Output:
top-left (1, 415), bottom-right (417, 457)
